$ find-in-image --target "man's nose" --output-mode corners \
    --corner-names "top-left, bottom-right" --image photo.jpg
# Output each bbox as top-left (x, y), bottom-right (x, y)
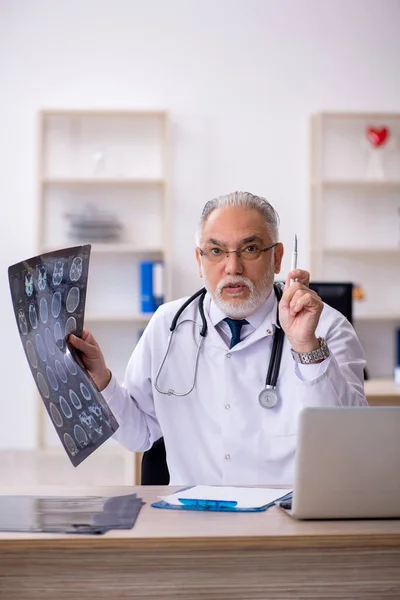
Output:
top-left (224, 251), bottom-right (244, 274)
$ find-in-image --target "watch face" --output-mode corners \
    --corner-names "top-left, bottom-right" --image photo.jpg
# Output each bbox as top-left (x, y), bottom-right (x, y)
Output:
top-left (258, 388), bottom-right (278, 409)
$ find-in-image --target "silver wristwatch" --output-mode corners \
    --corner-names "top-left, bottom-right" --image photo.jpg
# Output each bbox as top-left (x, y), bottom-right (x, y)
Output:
top-left (290, 337), bottom-right (330, 364)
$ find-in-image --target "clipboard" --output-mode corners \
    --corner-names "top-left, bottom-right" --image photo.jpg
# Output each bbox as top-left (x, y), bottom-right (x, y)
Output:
top-left (151, 486), bottom-right (293, 513)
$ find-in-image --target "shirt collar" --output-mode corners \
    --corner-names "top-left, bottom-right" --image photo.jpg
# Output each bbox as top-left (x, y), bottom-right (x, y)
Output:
top-left (208, 287), bottom-right (278, 331)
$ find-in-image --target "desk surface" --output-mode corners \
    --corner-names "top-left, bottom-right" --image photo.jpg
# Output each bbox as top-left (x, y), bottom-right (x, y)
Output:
top-left (1, 485), bottom-right (400, 551)
top-left (365, 378), bottom-right (400, 405)
top-left (2, 486), bottom-right (400, 600)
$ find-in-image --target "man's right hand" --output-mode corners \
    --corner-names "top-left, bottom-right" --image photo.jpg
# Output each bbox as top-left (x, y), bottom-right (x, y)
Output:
top-left (68, 328), bottom-right (111, 391)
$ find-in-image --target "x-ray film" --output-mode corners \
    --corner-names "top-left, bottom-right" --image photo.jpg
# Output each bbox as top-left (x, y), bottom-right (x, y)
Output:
top-left (8, 245), bottom-right (119, 466)
top-left (0, 493), bottom-right (143, 534)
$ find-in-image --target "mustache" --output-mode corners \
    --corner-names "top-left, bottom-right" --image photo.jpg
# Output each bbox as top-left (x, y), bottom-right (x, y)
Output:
top-left (216, 276), bottom-right (255, 295)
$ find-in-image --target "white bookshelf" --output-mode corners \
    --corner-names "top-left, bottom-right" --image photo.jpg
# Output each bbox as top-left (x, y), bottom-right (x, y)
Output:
top-left (36, 110), bottom-right (170, 481)
top-left (311, 112), bottom-right (400, 378)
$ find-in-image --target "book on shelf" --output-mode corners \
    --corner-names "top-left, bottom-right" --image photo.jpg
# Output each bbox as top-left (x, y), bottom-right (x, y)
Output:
top-left (139, 260), bottom-right (164, 313)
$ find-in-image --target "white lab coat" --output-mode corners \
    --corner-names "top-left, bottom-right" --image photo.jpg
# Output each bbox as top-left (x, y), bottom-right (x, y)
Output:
top-left (102, 291), bottom-right (367, 486)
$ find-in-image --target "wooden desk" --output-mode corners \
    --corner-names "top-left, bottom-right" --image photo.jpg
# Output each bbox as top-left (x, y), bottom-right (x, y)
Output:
top-left (365, 378), bottom-right (400, 406)
top-left (1, 486), bottom-right (400, 599)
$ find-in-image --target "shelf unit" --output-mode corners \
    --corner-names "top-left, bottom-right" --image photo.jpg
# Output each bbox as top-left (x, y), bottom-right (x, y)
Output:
top-left (36, 110), bottom-right (170, 481)
top-left (311, 112), bottom-right (400, 379)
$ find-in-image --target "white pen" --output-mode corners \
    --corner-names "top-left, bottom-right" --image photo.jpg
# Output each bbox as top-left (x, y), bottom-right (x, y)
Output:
top-left (289, 234), bottom-right (298, 285)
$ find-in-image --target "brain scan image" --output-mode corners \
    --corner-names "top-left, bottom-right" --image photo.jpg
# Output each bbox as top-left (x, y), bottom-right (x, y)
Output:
top-left (9, 244), bottom-right (119, 467)
top-left (24, 273), bottom-right (34, 297)
top-left (37, 372), bottom-right (50, 399)
top-left (88, 404), bottom-right (102, 419)
top-left (51, 292), bottom-right (62, 319)
top-left (46, 365), bottom-right (59, 391)
top-left (65, 316), bottom-right (77, 338)
top-left (52, 260), bottom-right (64, 286)
top-left (63, 433), bottom-right (78, 456)
top-left (49, 402), bottom-right (63, 428)
top-left (39, 297), bottom-right (48, 324)
top-left (59, 395), bottom-right (73, 418)
top-left (37, 265), bottom-right (47, 291)
top-left (69, 389), bottom-right (82, 410)
top-left (79, 411), bottom-right (98, 431)
top-left (18, 310), bottom-right (28, 335)
top-left (29, 303), bottom-right (38, 330)
top-left (55, 360), bottom-right (68, 383)
top-left (35, 333), bottom-right (47, 363)
top-left (66, 286), bottom-right (80, 313)
top-left (54, 322), bottom-right (64, 350)
top-left (26, 340), bottom-right (38, 369)
top-left (45, 328), bottom-right (56, 355)
top-left (64, 352), bottom-right (77, 375)
top-left (80, 383), bottom-right (92, 402)
top-left (74, 424), bottom-right (88, 446)
top-left (69, 257), bottom-right (83, 282)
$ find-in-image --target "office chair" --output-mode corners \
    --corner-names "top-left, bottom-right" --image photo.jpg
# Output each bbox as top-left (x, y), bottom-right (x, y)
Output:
top-left (141, 437), bottom-right (169, 485)
top-left (308, 282), bottom-right (353, 324)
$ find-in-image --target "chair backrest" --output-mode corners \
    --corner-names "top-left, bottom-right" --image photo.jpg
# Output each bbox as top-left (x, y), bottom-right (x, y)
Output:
top-left (141, 437), bottom-right (170, 485)
top-left (309, 282), bottom-right (353, 324)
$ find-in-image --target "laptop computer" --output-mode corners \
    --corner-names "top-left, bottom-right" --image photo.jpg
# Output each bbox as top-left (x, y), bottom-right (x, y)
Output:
top-left (280, 406), bottom-right (400, 519)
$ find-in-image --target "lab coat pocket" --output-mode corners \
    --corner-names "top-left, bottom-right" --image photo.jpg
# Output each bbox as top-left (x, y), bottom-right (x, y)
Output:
top-left (258, 429), bottom-right (297, 485)
top-left (259, 398), bottom-right (298, 438)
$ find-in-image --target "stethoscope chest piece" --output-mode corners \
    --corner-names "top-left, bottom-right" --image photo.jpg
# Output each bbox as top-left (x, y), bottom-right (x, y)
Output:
top-left (258, 386), bottom-right (278, 409)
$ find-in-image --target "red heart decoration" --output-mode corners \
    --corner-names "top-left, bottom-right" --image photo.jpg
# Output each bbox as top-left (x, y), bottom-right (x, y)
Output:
top-left (367, 127), bottom-right (389, 147)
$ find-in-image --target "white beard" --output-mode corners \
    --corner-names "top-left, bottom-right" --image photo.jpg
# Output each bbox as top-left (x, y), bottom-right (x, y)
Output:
top-left (203, 261), bottom-right (276, 319)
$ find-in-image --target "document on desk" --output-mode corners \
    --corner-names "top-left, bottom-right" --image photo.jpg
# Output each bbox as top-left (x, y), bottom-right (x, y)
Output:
top-left (153, 486), bottom-right (293, 512)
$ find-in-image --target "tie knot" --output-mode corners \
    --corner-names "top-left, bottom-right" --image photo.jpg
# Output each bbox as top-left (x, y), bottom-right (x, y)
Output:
top-left (224, 318), bottom-right (249, 349)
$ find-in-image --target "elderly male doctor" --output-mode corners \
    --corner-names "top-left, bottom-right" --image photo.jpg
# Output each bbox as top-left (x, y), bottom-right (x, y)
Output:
top-left (69, 191), bottom-right (367, 486)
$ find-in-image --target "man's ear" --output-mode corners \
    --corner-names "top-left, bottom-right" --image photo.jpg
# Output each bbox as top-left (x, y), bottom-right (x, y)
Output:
top-left (273, 243), bottom-right (284, 274)
top-left (195, 247), bottom-right (203, 278)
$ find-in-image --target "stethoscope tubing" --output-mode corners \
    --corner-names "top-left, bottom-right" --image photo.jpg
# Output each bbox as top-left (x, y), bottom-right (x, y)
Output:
top-left (154, 283), bottom-right (285, 401)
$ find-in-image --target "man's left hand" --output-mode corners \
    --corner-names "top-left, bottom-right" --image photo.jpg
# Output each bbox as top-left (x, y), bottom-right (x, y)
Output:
top-left (278, 269), bottom-right (323, 353)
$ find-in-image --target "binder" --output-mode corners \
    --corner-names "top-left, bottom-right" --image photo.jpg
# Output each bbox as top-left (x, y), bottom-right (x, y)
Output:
top-left (151, 485), bottom-right (293, 513)
top-left (140, 261), bottom-right (155, 313)
top-left (139, 260), bottom-right (165, 313)
top-left (153, 261), bottom-right (164, 309)
top-left (395, 328), bottom-right (400, 385)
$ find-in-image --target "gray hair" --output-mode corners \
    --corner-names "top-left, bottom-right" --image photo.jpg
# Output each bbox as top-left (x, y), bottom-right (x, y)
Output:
top-left (195, 191), bottom-right (280, 245)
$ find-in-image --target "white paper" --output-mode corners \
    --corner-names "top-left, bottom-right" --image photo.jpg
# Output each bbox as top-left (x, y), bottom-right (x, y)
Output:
top-left (159, 485), bottom-right (292, 509)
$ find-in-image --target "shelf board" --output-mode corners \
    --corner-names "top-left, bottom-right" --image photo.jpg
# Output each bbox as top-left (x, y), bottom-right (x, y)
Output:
top-left (42, 177), bottom-right (165, 186)
top-left (90, 243), bottom-right (163, 254)
top-left (314, 180), bottom-right (400, 189)
top-left (354, 313), bottom-right (400, 322)
top-left (316, 247), bottom-right (400, 255)
top-left (42, 109), bottom-right (167, 118)
top-left (317, 111), bottom-right (400, 119)
top-left (39, 243), bottom-right (163, 255)
top-left (85, 313), bottom-right (153, 323)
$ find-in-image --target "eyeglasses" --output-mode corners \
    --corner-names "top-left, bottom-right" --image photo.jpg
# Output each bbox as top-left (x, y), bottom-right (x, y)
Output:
top-left (198, 242), bottom-right (278, 263)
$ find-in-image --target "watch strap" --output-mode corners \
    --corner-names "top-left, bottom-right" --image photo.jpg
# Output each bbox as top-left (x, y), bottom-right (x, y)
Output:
top-left (290, 337), bottom-right (330, 364)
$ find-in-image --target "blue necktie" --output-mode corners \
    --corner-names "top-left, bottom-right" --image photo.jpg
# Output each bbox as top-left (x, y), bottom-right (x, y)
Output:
top-left (224, 318), bottom-right (249, 349)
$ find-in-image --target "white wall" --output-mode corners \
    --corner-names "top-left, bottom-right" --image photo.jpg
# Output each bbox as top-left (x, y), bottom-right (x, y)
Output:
top-left (1, 0), bottom-right (400, 449)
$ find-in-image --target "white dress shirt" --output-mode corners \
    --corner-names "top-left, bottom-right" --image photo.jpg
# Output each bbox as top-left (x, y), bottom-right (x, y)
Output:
top-left (102, 289), bottom-right (367, 486)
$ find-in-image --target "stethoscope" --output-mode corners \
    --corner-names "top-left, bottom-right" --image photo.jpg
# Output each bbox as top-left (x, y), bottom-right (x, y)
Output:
top-left (154, 283), bottom-right (285, 409)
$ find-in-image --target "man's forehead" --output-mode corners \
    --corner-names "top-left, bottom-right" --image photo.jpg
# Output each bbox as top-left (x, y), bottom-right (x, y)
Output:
top-left (202, 207), bottom-right (269, 239)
